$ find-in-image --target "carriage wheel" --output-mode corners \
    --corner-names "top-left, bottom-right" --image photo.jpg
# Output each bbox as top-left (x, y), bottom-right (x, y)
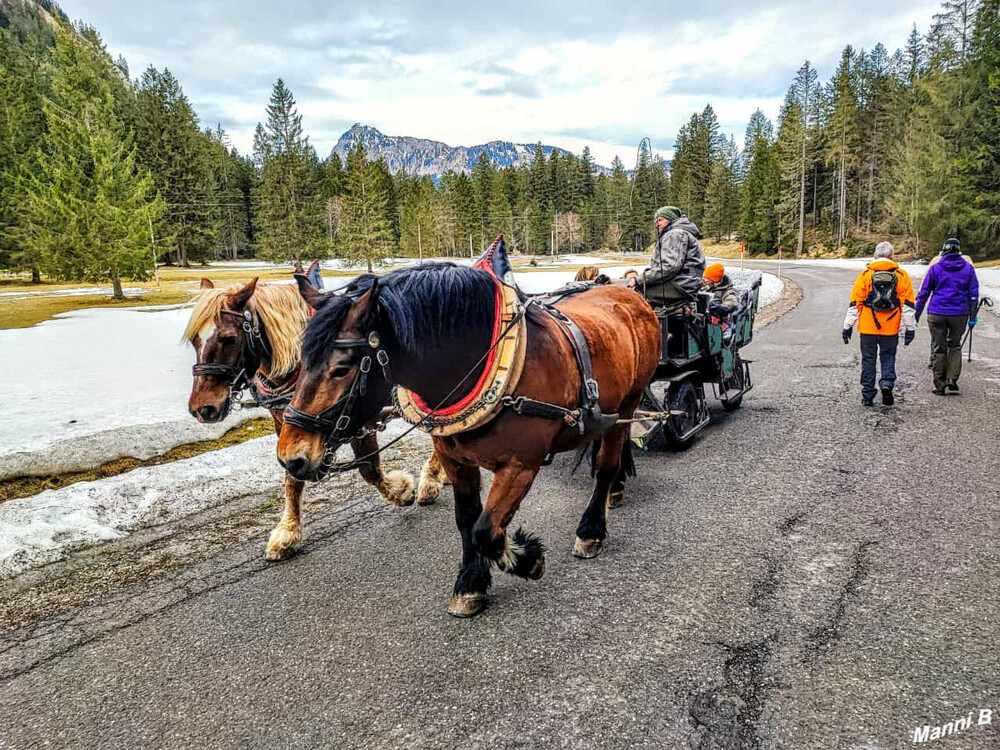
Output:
top-left (663, 379), bottom-right (702, 451)
top-left (722, 354), bottom-right (745, 412)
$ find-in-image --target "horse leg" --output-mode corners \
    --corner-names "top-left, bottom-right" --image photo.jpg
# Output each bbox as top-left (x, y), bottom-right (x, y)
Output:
top-left (265, 473), bottom-right (305, 560)
top-left (441, 456), bottom-right (492, 618)
top-left (470, 463), bottom-right (546, 583)
top-left (608, 439), bottom-right (634, 509)
top-left (415, 449), bottom-right (449, 506)
top-left (352, 432), bottom-right (414, 507)
top-left (573, 425), bottom-right (629, 559)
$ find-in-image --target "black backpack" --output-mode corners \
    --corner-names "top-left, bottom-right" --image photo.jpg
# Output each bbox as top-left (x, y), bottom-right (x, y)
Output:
top-left (864, 268), bottom-right (900, 329)
top-left (865, 269), bottom-right (900, 312)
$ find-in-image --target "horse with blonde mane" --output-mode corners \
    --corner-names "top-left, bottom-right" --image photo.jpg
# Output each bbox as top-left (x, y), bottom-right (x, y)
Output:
top-left (184, 276), bottom-right (446, 561)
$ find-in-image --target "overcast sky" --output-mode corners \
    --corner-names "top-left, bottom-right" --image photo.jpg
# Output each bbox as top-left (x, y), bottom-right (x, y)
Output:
top-left (66, 0), bottom-right (941, 166)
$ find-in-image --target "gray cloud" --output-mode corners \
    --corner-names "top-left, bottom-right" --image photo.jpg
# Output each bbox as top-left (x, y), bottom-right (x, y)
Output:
top-left (63, 0), bottom-right (940, 156)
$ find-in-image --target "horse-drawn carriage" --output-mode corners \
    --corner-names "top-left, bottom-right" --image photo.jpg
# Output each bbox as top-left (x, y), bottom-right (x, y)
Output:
top-left (630, 272), bottom-right (762, 450)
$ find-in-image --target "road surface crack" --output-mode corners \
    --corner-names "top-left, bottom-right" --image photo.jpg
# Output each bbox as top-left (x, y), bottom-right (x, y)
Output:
top-left (807, 540), bottom-right (877, 655)
top-left (688, 636), bottom-right (775, 749)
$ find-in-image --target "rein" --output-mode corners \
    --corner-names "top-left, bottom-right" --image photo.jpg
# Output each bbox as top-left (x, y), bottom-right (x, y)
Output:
top-left (282, 332), bottom-right (392, 437)
top-left (285, 303), bottom-right (530, 476)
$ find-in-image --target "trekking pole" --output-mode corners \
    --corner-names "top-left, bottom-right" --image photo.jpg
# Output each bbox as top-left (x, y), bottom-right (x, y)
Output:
top-left (961, 297), bottom-right (993, 362)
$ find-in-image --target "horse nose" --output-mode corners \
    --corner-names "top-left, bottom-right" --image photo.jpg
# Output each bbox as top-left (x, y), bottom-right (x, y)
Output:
top-left (197, 404), bottom-right (219, 422)
top-left (284, 456), bottom-right (311, 480)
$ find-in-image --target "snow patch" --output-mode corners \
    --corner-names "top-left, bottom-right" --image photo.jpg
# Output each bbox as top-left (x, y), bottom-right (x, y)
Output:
top-left (0, 421), bottom-right (421, 578)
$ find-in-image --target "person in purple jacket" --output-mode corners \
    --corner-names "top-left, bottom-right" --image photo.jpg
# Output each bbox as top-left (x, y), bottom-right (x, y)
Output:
top-left (914, 238), bottom-right (980, 395)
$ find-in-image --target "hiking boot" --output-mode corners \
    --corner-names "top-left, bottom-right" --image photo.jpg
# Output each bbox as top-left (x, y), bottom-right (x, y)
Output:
top-left (945, 380), bottom-right (959, 392)
top-left (932, 387), bottom-right (946, 396)
top-left (862, 395), bottom-right (875, 407)
top-left (881, 388), bottom-right (894, 406)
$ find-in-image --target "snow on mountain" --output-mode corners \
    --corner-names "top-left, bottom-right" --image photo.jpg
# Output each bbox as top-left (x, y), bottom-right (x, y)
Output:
top-left (330, 124), bottom-right (612, 177)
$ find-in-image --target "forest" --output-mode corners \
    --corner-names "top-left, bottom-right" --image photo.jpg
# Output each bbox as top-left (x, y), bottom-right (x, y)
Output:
top-left (1, 0), bottom-right (998, 295)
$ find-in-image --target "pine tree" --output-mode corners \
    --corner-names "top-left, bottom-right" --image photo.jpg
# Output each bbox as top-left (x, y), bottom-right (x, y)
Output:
top-left (825, 47), bottom-right (862, 245)
top-left (19, 30), bottom-right (163, 299)
top-left (338, 144), bottom-right (394, 271)
top-left (0, 28), bottom-right (47, 278)
top-left (705, 135), bottom-right (740, 241)
top-left (791, 61), bottom-right (819, 255)
top-left (254, 79), bottom-right (328, 266)
top-left (133, 67), bottom-right (217, 266)
top-left (740, 120), bottom-right (781, 253)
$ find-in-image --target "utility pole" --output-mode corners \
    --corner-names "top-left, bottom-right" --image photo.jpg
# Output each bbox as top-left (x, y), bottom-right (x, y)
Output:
top-left (218, 125), bottom-right (237, 260)
top-left (148, 216), bottom-right (160, 289)
top-left (417, 222), bottom-right (423, 261)
top-left (469, 233), bottom-right (473, 258)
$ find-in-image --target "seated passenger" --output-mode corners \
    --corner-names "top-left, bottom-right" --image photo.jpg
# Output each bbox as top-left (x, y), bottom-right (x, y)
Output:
top-left (702, 263), bottom-right (740, 319)
top-left (640, 206), bottom-right (706, 306)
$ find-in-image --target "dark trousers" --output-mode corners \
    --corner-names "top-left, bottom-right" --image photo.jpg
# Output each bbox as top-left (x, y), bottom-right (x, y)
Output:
top-left (860, 333), bottom-right (897, 399)
top-left (927, 314), bottom-right (967, 389)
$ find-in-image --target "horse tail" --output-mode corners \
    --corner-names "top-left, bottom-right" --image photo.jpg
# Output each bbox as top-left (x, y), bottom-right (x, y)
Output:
top-left (570, 439), bottom-right (601, 477)
top-left (620, 438), bottom-right (636, 478)
top-left (493, 527), bottom-right (546, 580)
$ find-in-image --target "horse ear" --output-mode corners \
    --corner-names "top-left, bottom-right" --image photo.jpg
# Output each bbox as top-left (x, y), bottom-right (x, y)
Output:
top-left (228, 277), bottom-right (258, 310)
top-left (200, 278), bottom-right (214, 289)
top-left (347, 276), bottom-right (380, 327)
top-left (294, 273), bottom-right (326, 310)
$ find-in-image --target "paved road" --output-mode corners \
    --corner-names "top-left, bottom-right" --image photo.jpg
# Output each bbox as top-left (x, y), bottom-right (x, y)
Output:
top-left (3, 267), bottom-right (999, 750)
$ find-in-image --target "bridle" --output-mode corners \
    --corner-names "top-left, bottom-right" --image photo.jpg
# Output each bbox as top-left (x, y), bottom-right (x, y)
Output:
top-left (282, 331), bottom-right (392, 440)
top-left (191, 308), bottom-right (271, 401)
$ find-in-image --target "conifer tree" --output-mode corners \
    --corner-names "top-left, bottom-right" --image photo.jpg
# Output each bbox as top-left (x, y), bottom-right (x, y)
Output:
top-left (254, 78), bottom-right (328, 266)
top-left (133, 66), bottom-right (215, 266)
top-left (19, 30), bottom-right (163, 299)
top-left (338, 144), bottom-right (394, 271)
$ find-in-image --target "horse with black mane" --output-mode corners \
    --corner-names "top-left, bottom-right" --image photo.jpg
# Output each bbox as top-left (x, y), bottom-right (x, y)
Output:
top-left (184, 276), bottom-right (446, 562)
top-left (278, 239), bottom-right (660, 616)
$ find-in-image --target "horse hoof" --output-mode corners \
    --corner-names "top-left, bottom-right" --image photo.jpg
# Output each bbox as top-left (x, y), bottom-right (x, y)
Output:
top-left (416, 481), bottom-right (440, 506)
top-left (608, 491), bottom-right (625, 509)
top-left (448, 593), bottom-right (486, 618)
top-left (382, 470), bottom-right (415, 507)
top-left (573, 537), bottom-right (603, 559)
top-left (265, 523), bottom-right (302, 561)
top-left (526, 553), bottom-right (546, 580)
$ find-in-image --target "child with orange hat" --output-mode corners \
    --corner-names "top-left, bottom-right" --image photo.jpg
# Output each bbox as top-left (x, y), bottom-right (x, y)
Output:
top-left (702, 263), bottom-right (739, 317)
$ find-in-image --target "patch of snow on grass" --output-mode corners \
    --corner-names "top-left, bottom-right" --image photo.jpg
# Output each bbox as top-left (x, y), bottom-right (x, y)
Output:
top-left (0, 421), bottom-right (421, 578)
top-left (0, 304), bottom-right (265, 479)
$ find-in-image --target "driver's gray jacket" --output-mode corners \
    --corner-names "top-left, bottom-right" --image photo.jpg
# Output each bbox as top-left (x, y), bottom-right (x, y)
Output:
top-left (642, 217), bottom-right (706, 298)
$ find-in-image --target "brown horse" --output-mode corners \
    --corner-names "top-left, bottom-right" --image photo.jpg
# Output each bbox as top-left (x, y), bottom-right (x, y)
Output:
top-left (184, 277), bottom-right (446, 561)
top-left (277, 262), bottom-right (660, 616)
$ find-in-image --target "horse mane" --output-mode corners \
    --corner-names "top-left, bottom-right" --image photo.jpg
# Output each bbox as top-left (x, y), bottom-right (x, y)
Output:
top-left (303, 263), bottom-right (496, 369)
top-left (183, 283), bottom-right (309, 377)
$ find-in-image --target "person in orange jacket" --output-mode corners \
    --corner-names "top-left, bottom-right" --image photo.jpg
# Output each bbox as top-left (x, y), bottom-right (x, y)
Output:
top-left (842, 242), bottom-right (917, 406)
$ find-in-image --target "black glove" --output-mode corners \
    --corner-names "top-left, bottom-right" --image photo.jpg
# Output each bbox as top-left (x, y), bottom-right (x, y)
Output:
top-left (904, 329), bottom-right (915, 346)
top-left (842, 328), bottom-right (852, 345)
top-left (709, 303), bottom-right (728, 318)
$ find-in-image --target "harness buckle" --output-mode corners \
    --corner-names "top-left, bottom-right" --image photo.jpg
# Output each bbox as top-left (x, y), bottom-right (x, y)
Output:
top-left (368, 331), bottom-right (381, 349)
top-left (585, 378), bottom-right (600, 402)
top-left (359, 356), bottom-right (372, 374)
top-left (376, 350), bottom-right (389, 367)
top-left (335, 414), bottom-right (351, 433)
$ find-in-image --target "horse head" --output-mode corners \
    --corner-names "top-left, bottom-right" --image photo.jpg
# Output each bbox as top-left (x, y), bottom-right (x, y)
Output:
top-left (278, 275), bottom-right (393, 482)
top-left (185, 277), bottom-right (259, 423)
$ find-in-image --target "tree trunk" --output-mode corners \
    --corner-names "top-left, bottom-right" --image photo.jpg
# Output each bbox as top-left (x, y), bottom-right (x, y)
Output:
top-left (112, 272), bottom-right (124, 301)
top-left (31, 265), bottom-right (41, 284)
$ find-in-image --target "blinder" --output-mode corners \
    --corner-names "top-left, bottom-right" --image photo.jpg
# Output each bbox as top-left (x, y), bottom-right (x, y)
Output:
top-left (282, 332), bottom-right (393, 438)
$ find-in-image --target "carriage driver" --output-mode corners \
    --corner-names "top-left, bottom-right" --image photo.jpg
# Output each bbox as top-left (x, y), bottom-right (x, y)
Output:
top-left (635, 205), bottom-right (706, 306)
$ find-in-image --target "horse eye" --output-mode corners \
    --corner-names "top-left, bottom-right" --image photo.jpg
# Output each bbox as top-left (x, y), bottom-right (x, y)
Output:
top-left (330, 365), bottom-right (351, 379)
top-left (219, 336), bottom-right (238, 346)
